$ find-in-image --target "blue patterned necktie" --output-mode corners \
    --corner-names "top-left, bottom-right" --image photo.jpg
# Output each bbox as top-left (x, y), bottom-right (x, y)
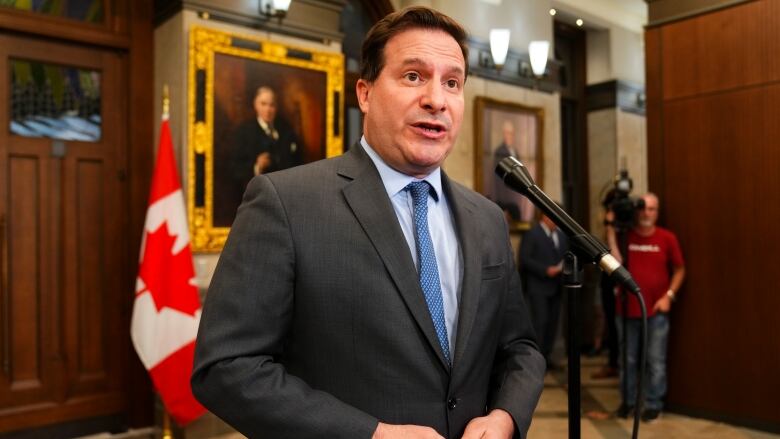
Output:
top-left (406, 181), bottom-right (451, 364)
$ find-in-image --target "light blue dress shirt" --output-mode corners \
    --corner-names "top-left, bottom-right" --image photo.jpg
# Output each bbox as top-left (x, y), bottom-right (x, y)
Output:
top-left (361, 137), bottom-right (463, 351)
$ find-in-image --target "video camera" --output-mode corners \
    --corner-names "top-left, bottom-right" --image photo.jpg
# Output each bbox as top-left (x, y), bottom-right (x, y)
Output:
top-left (602, 169), bottom-right (645, 230)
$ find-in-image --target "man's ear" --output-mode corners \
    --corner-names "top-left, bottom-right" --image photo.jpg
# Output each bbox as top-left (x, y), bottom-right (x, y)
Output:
top-left (356, 79), bottom-right (371, 113)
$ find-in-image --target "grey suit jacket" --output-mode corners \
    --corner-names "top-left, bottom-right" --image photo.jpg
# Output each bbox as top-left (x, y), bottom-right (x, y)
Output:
top-left (192, 144), bottom-right (545, 438)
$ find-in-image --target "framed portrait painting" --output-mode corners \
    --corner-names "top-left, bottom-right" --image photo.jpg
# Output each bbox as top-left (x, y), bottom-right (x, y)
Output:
top-left (187, 27), bottom-right (344, 252)
top-left (474, 96), bottom-right (543, 231)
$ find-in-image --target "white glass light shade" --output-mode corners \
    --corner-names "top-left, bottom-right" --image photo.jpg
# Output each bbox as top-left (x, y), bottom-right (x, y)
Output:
top-left (528, 40), bottom-right (550, 76)
top-left (489, 29), bottom-right (511, 67)
top-left (272, 0), bottom-right (292, 11)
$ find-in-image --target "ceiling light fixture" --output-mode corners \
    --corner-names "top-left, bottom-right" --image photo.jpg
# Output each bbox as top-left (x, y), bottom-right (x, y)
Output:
top-left (260, 0), bottom-right (292, 22)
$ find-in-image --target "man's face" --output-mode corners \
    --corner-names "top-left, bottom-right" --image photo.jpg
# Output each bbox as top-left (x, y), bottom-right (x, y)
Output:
top-left (503, 123), bottom-right (515, 146)
top-left (541, 215), bottom-right (556, 230)
top-left (254, 89), bottom-right (277, 124)
top-left (637, 195), bottom-right (659, 228)
top-left (357, 28), bottom-right (465, 178)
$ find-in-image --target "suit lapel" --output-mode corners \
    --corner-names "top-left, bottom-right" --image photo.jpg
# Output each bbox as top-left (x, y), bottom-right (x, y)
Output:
top-left (442, 175), bottom-right (481, 368)
top-left (338, 145), bottom-right (451, 370)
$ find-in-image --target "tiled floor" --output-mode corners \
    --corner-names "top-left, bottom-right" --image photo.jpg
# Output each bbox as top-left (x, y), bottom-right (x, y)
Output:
top-left (528, 355), bottom-right (779, 439)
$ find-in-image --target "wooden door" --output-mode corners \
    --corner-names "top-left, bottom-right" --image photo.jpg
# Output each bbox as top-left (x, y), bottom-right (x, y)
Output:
top-left (0, 34), bottom-right (128, 433)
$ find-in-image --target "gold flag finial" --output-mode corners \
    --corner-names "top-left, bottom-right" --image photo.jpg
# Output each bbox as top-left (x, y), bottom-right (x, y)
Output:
top-left (163, 84), bottom-right (170, 119)
top-left (161, 410), bottom-right (173, 439)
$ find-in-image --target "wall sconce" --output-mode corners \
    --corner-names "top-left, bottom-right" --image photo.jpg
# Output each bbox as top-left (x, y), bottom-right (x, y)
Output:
top-left (489, 29), bottom-right (511, 71)
top-left (528, 40), bottom-right (550, 77)
top-left (260, 0), bottom-right (292, 22)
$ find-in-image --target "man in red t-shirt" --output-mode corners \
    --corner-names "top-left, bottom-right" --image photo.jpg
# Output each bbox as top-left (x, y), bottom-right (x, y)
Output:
top-left (614, 193), bottom-right (685, 423)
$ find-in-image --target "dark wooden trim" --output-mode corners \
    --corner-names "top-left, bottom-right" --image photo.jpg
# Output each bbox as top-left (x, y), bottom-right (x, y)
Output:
top-left (154, 0), bottom-right (347, 43)
top-left (154, 0), bottom-right (183, 25)
top-left (586, 80), bottom-right (646, 115)
top-left (555, 19), bottom-right (589, 228)
top-left (358, 0), bottom-right (394, 21)
top-left (467, 37), bottom-right (563, 94)
top-left (0, 2), bottom-right (130, 49)
top-left (646, 0), bottom-right (752, 27)
top-left (126, 0), bottom-right (155, 429)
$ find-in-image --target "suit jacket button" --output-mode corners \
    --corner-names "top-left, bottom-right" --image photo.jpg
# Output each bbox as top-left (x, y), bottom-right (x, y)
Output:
top-left (447, 397), bottom-right (457, 410)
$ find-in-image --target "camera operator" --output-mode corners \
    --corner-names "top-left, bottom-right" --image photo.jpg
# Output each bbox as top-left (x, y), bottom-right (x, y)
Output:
top-left (609, 192), bottom-right (686, 423)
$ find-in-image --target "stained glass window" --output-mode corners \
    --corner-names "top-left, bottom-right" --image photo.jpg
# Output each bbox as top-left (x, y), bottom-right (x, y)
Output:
top-left (10, 59), bottom-right (101, 141)
top-left (0, 0), bottom-right (103, 24)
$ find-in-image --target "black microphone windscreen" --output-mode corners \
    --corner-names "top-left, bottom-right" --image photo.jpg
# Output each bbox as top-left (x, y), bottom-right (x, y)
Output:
top-left (495, 157), bottom-right (536, 193)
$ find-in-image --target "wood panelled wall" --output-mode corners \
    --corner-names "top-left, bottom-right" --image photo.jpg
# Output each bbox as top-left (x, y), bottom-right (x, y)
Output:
top-left (646, 0), bottom-right (780, 429)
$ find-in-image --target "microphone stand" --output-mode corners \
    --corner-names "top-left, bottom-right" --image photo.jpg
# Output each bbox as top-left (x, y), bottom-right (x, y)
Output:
top-left (496, 157), bottom-right (647, 439)
top-left (563, 253), bottom-right (582, 439)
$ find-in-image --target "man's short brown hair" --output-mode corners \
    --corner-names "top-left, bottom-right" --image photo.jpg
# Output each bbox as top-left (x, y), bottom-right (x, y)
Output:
top-left (360, 6), bottom-right (469, 82)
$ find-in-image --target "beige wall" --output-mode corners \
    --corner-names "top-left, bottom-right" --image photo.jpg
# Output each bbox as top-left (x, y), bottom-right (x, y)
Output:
top-left (610, 26), bottom-right (645, 84)
top-left (395, 0), bottom-right (555, 51)
top-left (588, 108), bottom-right (618, 240)
top-left (616, 110), bottom-right (648, 196)
top-left (584, 21), bottom-right (646, 86)
top-left (550, 0), bottom-right (646, 85)
top-left (554, 0), bottom-right (647, 34)
top-left (586, 29), bottom-right (612, 85)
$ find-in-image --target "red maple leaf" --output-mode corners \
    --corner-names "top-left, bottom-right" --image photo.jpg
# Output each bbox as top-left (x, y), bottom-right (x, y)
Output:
top-left (138, 222), bottom-right (200, 315)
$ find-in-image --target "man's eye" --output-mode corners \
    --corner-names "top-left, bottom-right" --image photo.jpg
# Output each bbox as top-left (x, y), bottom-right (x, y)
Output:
top-left (404, 72), bottom-right (420, 82)
top-left (446, 79), bottom-right (460, 89)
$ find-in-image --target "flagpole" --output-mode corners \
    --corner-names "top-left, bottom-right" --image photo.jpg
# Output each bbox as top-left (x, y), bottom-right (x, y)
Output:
top-left (132, 82), bottom-right (204, 432)
top-left (159, 83), bottom-right (175, 439)
top-left (162, 409), bottom-right (173, 439)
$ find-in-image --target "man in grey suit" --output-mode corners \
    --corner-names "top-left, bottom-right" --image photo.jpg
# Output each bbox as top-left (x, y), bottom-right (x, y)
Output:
top-left (192, 6), bottom-right (545, 439)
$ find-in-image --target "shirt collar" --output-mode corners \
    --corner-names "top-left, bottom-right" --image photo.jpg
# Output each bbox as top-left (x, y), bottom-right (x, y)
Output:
top-left (540, 221), bottom-right (554, 236)
top-left (360, 136), bottom-right (442, 201)
top-left (257, 118), bottom-right (272, 131)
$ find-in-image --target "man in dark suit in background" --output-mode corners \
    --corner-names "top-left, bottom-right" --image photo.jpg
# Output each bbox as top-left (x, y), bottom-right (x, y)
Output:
top-left (519, 213), bottom-right (569, 370)
top-left (192, 7), bottom-right (545, 439)
top-left (229, 85), bottom-right (303, 193)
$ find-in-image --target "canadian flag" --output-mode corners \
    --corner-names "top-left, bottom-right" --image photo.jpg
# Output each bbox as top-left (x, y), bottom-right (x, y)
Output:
top-left (131, 116), bottom-right (206, 425)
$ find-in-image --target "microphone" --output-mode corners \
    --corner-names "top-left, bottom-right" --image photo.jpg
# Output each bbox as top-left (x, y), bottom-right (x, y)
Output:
top-left (496, 157), bottom-right (639, 293)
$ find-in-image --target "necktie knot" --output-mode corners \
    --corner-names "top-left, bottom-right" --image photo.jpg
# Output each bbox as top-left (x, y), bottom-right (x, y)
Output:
top-left (406, 181), bottom-right (431, 206)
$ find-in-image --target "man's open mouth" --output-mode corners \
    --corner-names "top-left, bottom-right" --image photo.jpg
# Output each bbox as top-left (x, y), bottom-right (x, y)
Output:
top-left (412, 122), bottom-right (446, 133)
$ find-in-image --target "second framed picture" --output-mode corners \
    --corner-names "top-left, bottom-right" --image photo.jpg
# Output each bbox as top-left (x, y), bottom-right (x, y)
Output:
top-left (474, 96), bottom-right (544, 231)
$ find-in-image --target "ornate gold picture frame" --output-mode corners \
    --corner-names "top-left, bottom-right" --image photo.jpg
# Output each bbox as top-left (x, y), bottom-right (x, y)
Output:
top-left (474, 96), bottom-right (544, 231)
top-left (188, 27), bottom-right (344, 252)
